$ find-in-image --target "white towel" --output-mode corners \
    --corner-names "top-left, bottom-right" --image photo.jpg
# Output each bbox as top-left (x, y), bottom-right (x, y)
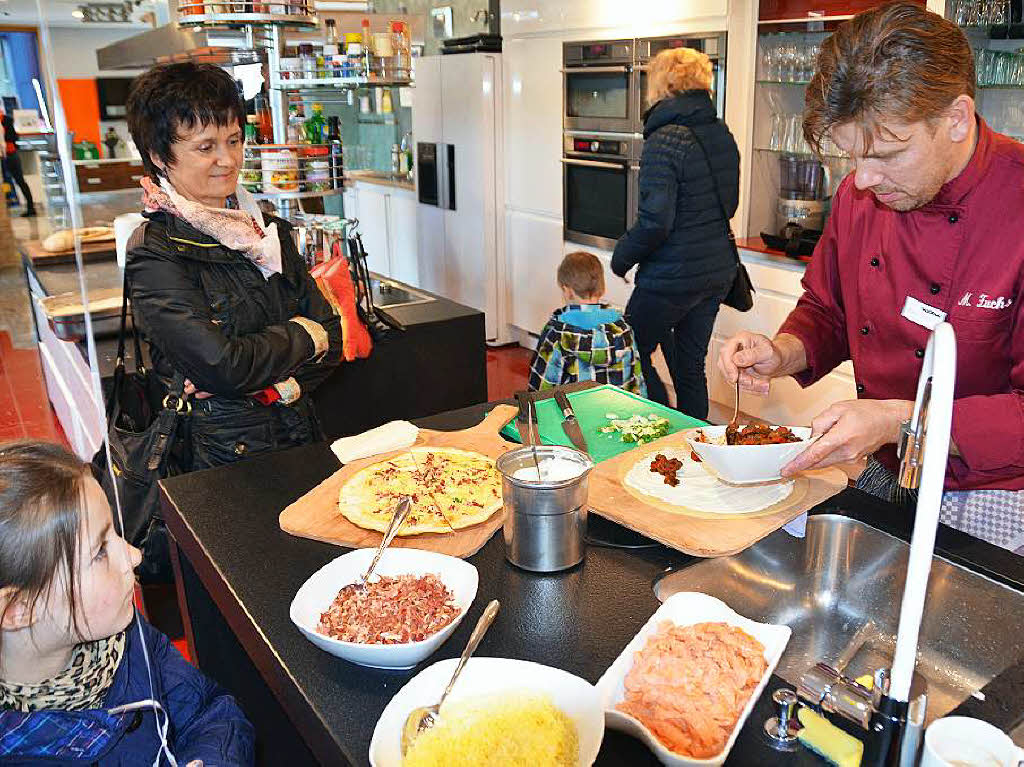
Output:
top-left (330, 421), bottom-right (419, 464)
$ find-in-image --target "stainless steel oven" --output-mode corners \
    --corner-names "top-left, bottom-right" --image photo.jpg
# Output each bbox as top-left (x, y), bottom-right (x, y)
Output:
top-left (635, 33), bottom-right (727, 130)
top-left (562, 132), bottom-right (640, 250)
top-left (563, 39), bottom-right (635, 134)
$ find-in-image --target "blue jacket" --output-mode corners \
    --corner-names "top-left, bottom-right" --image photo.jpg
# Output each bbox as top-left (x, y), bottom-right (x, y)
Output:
top-left (528, 303), bottom-right (646, 395)
top-left (611, 90), bottom-right (740, 295)
top-left (0, 616), bottom-right (254, 765)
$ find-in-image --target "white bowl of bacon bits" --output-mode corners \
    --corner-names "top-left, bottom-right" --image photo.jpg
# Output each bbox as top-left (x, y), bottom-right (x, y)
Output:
top-left (290, 548), bottom-right (478, 669)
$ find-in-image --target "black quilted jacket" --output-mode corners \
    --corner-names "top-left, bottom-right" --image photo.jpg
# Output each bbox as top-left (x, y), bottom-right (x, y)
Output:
top-left (611, 90), bottom-right (740, 295)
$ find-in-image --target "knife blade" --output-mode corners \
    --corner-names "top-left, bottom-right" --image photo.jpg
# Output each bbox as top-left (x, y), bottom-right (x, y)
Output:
top-left (554, 391), bottom-right (588, 455)
top-left (515, 391), bottom-right (534, 446)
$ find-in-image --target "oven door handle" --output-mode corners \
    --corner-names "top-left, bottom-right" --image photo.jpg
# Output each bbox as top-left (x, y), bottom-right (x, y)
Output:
top-left (562, 65), bottom-right (632, 74)
top-left (561, 157), bottom-right (628, 170)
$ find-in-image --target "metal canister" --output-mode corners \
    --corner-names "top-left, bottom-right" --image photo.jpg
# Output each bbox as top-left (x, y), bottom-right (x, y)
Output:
top-left (496, 446), bottom-right (593, 572)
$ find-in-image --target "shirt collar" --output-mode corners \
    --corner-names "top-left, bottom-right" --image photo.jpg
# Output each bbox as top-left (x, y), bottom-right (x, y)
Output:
top-left (928, 116), bottom-right (993, 209)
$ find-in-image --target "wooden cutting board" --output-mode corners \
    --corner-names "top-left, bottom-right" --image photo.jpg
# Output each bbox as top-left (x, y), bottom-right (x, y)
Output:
top-left (22, 238), bottom-right (116, 264)
top-left (279, 405), bottom-right (519, 558)
top-left (588, 429), bottom-right (848, 557)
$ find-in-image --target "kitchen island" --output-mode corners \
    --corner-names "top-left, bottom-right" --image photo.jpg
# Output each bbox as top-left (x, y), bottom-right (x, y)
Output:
top-left (159, 400), bottom-right (1024, 766)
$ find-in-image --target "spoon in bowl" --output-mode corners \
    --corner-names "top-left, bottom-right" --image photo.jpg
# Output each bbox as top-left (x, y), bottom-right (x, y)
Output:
top-left (400, 599), bottom-right (501, 755)
top-left (357, 496), bottom-right (412, 590)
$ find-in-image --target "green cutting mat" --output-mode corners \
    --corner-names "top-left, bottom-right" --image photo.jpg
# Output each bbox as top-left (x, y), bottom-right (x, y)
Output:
top-left (501, 385), bottom-right (707, 463)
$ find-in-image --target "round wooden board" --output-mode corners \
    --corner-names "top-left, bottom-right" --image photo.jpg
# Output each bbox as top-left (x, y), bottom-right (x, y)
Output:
top-left (615, 442), bottom-right (812, 520)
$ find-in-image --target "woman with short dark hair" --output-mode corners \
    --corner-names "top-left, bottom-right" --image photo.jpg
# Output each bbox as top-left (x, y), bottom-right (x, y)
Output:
top-left (611, 48), bottom-right (740, 420)
top-left (125, 62), bottom-right (341, 470)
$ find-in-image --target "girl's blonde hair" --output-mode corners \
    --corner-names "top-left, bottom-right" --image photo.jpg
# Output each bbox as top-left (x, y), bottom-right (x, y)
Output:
top-left (0, 441), bottom-right (91, 651)
top-left (646, 48), bottom-right (713, 106)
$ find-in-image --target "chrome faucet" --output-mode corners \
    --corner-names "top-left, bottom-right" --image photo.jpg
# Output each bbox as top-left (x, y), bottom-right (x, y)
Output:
top-left (793, 322), bottom-right (957, 766)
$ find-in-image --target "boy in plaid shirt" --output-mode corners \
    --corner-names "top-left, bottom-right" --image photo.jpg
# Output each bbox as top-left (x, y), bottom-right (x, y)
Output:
top-left (529, 251), bottom-right (646, 395)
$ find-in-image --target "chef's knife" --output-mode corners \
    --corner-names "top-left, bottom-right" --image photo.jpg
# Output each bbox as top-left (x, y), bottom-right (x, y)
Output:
top-left (554, 391), bottom-right (589, 455)
top-left (515, 391), bottom-right (534, 446)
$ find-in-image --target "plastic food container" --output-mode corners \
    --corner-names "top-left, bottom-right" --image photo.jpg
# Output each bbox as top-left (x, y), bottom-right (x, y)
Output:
top-left (261, 147), bottom-right (298, 193)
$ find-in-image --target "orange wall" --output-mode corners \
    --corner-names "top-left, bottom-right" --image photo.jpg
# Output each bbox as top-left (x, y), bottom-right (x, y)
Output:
top-left (56, 78), bottom-right (100, 148)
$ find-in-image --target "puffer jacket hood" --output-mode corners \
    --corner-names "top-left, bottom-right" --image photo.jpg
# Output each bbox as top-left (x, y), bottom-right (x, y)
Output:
top-left (611, 89), bottom-right (740, 295)
top-left (642, 90), bottom-right (717, 138)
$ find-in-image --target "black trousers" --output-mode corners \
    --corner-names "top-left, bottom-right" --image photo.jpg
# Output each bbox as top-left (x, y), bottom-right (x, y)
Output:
top-left (3, 152), bottom-right (33, 210)
top-left (624, 281), bottom-right (731, 420)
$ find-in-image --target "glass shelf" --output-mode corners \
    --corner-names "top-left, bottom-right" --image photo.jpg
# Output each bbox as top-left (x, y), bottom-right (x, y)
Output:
top-left (756, 79), bottom-right (811, 85)
top-left (271, 76), bottom-right (414, 90)
top-left (755, 147), bottom-right (848, 161)
top-left (978, 83), bottom-right (1024, 89)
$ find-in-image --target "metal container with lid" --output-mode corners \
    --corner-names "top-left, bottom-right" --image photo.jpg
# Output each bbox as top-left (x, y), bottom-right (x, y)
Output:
top-left (496, 446), bottom-right (593, 572)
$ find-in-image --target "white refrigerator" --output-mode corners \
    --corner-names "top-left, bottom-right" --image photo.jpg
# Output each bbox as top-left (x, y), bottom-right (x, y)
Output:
top-left (413, 52), bottom-right (508, 343)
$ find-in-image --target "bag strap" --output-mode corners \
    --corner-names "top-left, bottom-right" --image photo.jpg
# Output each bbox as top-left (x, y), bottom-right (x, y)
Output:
top-left (687, 127), bottom-right (740, 263)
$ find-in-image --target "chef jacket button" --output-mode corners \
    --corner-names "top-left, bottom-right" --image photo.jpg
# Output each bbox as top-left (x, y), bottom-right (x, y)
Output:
top-left (856, 383), bottom-right (865, 394)
top-left (915, 348), bottom-right (925, 358)
top-left (948, 214), bottom-right (959, 224)
top-left (929, 283), bottom-right (941, 295)
top-left (860, 325), bottom-right (870, 335)
top-left (870, 257), bottom-right (880, 267)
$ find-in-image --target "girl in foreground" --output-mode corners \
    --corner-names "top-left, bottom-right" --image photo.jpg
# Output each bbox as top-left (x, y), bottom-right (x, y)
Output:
top-left (0, 441), bottom-right (254, 765)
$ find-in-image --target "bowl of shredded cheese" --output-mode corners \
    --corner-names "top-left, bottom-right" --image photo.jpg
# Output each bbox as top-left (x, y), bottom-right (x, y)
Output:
top-left (369, 657), bottom-right (604, 766)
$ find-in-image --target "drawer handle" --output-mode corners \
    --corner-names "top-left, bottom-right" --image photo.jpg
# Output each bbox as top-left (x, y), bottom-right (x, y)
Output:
top-left (130, 174), bottom-right (143, 181)
top-left (86, 178), bottom-right (102, 184)
top-left (83, 164), bottom-right (100, 169)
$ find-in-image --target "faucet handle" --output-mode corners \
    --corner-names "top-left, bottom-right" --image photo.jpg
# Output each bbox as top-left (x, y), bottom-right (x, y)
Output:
top-left (763, 687), bottom-right (801, 750)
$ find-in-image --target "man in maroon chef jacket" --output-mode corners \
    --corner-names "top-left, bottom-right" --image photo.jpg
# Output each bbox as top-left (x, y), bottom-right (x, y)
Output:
top-left (719, 2), bottom-right (1024, 553)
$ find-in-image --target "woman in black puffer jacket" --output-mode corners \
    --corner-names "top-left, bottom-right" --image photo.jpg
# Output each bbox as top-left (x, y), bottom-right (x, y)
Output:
top-left (125, 62), bottom-right (341, 471)
top-left (611, 48), bottom-right (740, 419)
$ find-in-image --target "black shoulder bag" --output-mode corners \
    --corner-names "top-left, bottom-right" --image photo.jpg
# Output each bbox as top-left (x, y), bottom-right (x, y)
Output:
top-left (688, 128), bottom-right (755, 313)
top-left (91, 232), bottom-right (190, 584)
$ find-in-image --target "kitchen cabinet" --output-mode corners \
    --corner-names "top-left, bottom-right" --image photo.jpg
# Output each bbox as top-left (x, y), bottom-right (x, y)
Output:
top-left (501, 0), bottom-right (728, 36)
top-left (759, 0), bottom-right (921, 21)
top-left (506, 209), bottom-right (564, 334)
top-left (503, 36), bottom-right (563, 216)
top-left (342, 180), bottom-right (418, 284)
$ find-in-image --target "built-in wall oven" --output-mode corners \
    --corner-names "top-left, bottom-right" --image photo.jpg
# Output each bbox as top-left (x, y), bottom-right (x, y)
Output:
top-left (562, 133), bottom-right (640, 250)
top-left (635, 33), bottom-right (728, 128)
top-left (563, 39), bottom-right (635, 134)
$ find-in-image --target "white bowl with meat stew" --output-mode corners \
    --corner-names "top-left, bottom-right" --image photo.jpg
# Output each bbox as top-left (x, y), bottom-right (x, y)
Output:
top-left (685, 424), bottom-right (812, 484)
top-left (290, 547), bottom-right (478, 669)
top-left (596, 592), bottom-right (790, 766)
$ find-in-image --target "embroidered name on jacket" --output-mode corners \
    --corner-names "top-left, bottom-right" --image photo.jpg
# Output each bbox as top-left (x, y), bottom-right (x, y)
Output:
top-left (958, 292), bottom-right (1015, 310)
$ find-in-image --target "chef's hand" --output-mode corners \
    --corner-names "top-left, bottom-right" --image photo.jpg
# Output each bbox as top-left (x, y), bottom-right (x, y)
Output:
top-left (718, 332), bottom-right (809, 395)
top-left (780, 399), bottom-right (913, 476)
top-left (183, 379), bottom-right (213, 400)
top-left (186, 761), bottom-right (204, 767)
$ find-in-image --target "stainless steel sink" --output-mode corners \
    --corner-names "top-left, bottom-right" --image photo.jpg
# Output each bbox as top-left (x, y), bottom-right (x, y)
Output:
top-left (369, 277), bottom-right (434, 309)
top-left (655, 514), bottom-right (1024, 724)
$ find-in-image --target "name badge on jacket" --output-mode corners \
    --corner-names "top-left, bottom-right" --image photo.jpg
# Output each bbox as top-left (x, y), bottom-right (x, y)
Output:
top-left (901, 296), bottom-right (947, 330)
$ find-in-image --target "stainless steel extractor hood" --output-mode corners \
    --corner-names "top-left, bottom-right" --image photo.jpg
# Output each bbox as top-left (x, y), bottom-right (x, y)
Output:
top-left (96, 23), bottom-right (265, 70)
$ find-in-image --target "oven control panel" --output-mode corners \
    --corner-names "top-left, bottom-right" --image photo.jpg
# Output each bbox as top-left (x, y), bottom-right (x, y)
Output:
top-left (564, 39), bottom-right (633, 66)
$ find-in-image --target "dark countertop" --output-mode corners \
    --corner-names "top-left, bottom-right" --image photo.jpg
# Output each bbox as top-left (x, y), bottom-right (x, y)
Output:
top-left (159, 402), bottom-right (1024, 767)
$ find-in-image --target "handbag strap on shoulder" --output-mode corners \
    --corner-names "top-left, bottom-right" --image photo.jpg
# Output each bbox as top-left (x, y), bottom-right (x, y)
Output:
top-left (687, 128), bottom-right (739, 261)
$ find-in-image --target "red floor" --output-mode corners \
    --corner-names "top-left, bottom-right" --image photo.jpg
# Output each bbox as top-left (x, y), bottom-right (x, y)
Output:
top-left (486, 344), bottom-right (533, 401)
top-left (0, 331), bottom-right (68, 445)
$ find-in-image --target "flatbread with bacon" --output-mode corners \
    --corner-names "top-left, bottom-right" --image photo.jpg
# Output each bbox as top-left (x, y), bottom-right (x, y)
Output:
top-left (338, 447), bottom-right (502, 535)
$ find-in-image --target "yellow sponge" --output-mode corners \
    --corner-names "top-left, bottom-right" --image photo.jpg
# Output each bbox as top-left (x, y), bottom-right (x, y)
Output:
top-left (797, 707), bottom-right (864, 767)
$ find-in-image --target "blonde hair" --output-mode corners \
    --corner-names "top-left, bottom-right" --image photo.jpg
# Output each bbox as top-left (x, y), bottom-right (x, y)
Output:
top-left (557, 251), bottom-right (605, 299)
top-left (646, 48), bottom-right (713, 106)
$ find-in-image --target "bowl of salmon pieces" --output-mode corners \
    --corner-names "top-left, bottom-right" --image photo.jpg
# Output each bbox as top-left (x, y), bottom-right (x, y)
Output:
top-left (595, 592), bottom-right (791, 766)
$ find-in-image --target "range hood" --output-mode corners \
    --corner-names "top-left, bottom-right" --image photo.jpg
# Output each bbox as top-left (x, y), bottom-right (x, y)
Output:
top-left (96, 23), bottom-right (265, 70)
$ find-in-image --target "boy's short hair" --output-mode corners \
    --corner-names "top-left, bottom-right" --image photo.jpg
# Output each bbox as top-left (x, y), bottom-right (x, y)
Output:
top-left (557, 251), bottom-right (605, 299)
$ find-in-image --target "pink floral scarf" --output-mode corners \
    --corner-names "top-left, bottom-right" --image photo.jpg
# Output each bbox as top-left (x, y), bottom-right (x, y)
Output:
top-left (141, 176), bottom-right (282, 278)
